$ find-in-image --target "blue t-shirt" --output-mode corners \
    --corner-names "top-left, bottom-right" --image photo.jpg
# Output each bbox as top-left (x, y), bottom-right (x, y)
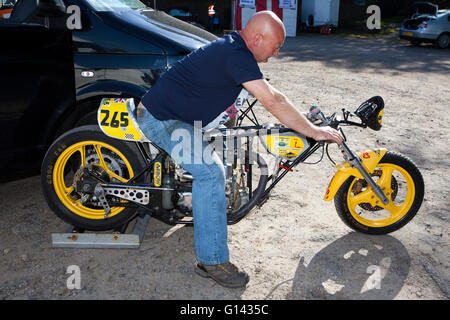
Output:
top-left (140, 31), bottom-right (263, 129)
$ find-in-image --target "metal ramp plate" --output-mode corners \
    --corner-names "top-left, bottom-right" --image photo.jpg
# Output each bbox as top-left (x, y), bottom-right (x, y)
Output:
top-left (51, 213), bottom-right (151, 249)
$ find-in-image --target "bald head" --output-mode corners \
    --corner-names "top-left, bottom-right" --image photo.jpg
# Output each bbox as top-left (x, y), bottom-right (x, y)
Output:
top-left (243, 11), bottom-right (286, 40)
top-left (241, 11), bottom-right (286, 63)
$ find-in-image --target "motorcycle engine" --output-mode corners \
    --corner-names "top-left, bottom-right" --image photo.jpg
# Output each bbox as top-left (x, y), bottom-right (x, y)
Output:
top-left (171, 163), bottom-right (249, 214)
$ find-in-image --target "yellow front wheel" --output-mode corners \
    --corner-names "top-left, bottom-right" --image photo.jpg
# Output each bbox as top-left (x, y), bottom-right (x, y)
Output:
top-left (41, 125), bottom-right (147, 231)
top-left (334, 152), bottom-right (424, 234)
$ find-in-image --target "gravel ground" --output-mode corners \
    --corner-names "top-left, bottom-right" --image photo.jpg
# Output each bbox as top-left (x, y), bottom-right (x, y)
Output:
top-left (0, 33), bottom-right (449, 300)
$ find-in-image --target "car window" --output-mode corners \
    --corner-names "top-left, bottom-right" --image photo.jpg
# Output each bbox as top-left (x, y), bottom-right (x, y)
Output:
top-left (1, 0), bottom-right (17, 7)
top-left (0, 0), bottom-right (17, 19)
top-left (168, 9), bottom-right (192, 17)
top-left (84, 0), bottom-right (146, 12)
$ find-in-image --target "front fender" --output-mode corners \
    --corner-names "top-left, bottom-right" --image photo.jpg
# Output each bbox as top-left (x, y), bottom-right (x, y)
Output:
top-left (324, 148), bottom-right (387, 201)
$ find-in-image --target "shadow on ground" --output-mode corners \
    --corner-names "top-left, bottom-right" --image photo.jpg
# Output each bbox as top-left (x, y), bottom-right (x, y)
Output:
top-left (266, 232), bottom-right (410, 300)
top-left (279, 34), bottom-right (449, 75)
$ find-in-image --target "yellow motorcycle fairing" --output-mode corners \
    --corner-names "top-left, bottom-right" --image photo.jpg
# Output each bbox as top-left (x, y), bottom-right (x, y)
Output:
top-left (98, 98), bottom-right (150, 142)
top-left (324, 148), bottom-right (387, 201)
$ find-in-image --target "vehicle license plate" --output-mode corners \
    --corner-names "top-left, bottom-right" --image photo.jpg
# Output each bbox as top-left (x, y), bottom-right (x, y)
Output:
top-left (403, 31), bottom-right (413, 36)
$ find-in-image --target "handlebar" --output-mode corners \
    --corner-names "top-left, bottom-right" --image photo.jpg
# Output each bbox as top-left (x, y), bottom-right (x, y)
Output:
top-left (307, 106), bottom-right (367, 130)
top-left (307, 105), bottom-right (372, 145)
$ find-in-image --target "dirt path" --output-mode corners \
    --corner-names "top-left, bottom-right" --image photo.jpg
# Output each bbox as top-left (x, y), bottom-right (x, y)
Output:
top-left (0, 34), bottom-right (448, 300)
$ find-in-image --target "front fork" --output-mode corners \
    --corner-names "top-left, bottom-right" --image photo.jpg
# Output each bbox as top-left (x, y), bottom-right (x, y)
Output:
top-left (339, 142), bottom-right (389, 205)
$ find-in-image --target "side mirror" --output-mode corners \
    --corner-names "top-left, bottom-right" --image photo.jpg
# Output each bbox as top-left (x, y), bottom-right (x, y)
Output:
top-left (36, 0), bottom-right (66, 18)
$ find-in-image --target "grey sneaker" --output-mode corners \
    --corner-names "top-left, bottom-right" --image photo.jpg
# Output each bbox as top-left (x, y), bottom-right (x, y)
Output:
top-left (194, 261), bottom-right (249, 288)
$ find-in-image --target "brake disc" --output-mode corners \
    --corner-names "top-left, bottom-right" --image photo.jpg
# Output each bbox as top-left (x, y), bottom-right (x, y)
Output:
top-left (85, 149), bottom-right (127, 180)
top-left (353, 169), bottom-right (398, 211)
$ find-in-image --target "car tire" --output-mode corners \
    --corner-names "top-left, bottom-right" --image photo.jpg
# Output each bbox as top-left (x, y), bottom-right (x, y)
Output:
top-left (435, 33), bottom-right (449, 49)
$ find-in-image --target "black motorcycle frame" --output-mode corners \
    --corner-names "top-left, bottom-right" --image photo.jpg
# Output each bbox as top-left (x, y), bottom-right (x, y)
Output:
top-left (83, 96), bottom-right (371, 229)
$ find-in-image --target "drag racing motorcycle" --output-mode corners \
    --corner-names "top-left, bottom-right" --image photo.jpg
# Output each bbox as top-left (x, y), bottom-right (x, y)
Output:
top-left (41, 95), bottom-right (424, 235)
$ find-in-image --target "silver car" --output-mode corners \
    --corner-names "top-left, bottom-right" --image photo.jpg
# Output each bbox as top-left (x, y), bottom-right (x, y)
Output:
top-left (399, 2), bottom-right (450, 48)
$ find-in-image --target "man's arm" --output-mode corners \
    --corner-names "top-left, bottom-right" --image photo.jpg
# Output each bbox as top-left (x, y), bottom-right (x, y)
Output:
top-left (243, 78), bottom-right (343, 144)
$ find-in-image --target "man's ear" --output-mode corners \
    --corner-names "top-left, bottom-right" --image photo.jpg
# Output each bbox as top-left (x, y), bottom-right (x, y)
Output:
top-left (254, 33), bottom-right (263, 47)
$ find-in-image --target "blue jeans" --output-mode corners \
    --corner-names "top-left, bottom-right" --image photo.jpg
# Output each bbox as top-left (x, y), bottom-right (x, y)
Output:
top-left (136, 107), bottom-right (229, 265)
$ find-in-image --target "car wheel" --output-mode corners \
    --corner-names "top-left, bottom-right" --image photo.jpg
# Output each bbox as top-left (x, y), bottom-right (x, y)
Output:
top-left (436, 33), bottom-right (449, 49)
top-left (74, 109), bottom-right (97, 127)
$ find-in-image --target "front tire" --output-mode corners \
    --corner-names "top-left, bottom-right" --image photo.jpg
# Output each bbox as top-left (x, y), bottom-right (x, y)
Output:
top-left (334, 152), bottom-right (424, 234)
top-left (41, 125), bottom-right (147, 231)
top-left (436, 33), bottom-right (449, 49)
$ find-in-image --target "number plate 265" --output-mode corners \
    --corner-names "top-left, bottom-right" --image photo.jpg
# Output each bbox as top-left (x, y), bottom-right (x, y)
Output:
top-left (98, 98), bottom-right (144, 142)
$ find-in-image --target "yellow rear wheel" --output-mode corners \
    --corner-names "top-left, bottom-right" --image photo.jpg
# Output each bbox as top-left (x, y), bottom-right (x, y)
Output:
top-left (41, 125), bottom-right (146, 231)
top-left (52, 140), bottom-right (134, 220)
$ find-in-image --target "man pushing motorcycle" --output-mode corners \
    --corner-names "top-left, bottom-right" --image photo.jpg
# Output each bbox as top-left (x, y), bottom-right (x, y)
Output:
top-left (136, 11), bottom-right (343, 288)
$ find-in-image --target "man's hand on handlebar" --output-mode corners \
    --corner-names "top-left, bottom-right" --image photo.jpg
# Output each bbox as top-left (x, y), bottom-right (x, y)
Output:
top-left (312, 126), bottom-right (344, 145)
top-left (305, 106), bottom-right (343, 145)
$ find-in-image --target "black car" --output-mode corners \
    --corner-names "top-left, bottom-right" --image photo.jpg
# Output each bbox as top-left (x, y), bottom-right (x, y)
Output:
top-left (0, 0), bottom-right (216, 180)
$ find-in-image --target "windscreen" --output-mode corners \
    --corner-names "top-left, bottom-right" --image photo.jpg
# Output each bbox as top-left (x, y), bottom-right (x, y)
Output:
top-left (1, 0), bottom-right (17, 8)
top-left (85, 0), bottom-right (147, 12)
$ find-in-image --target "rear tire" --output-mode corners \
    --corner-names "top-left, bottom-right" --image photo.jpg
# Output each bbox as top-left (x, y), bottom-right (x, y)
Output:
top-left (334, 152), bottom-right (424, 235)
top-left (41, 125), bottom-right (147, 231)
